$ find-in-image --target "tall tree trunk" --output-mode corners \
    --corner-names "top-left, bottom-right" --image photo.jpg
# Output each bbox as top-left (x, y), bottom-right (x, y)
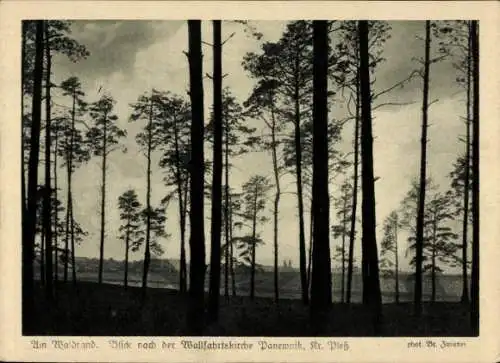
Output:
top-left (182, 176), bottom-right (189, 290)
top-left (347, 69), bottom-right (360, 304)
top-left (307, 207), bottom-right (313, 294)
top-left (187, 20), bottom-right (206, 335)
top-left (142, 94), bottom-right (154, 297)
top-left (21, 21), bottom-right (28, 277)
top-left (224, 196), bottom-right (229, 299)
top-left (224, 125), bottom-right (230, 298)
top-left (24, 20), bottom-right (44, 334)
top-left (53, 120), bottom-right (59, 284)
top-left (229, 195), bottom-right (237, 296)
top-left (173, 114), bottom-right (187, 293)
top-left (359, 20), bottom-right (382, 332)
top-left (64, 160), bottom-right (70, 282)
top-left (69, 89), bottom-right (76, 285)
top-left (431, 216), bottom-right (437, 303)
top-left (395, 214), bottom-right (399, 304)
top-left (124, 219), bottom-right (130, 288)
top-left (43, 22), bottom-right (53, 299)
top-left (271, 97), bottom-right (281, 303)
top-left (341, 200), bottom-right (347, 303)
top-left (209, 20), bottom-right (223, 320)
top-left (293, 73), bottom-right (308, 305)
top-left (310, 21), bottom-right (332, 327)
top-left (250, 190), bottom-right (258, 300)
top-left (40, 223), bottom-right (45, 285)
top-left (414, 20), bottom-right (431, 317)
top-left (70, 192), bottom-right (77, 284)
top-left (461, 22), bottom-right (472, 305)
top-left (223, 92), bottom-right (231, 299)
top-left (470, 20), bottom-right (479, 336)
top-left (98, 110), bottom-right (108, 285)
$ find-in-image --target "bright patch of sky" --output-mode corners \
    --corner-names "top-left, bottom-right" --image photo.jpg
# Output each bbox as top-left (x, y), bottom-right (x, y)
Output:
top-left (46, 20), bottom-right (468, 273)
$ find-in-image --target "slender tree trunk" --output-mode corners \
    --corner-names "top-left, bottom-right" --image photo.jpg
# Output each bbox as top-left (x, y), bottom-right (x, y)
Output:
top-left (310, 21), bottom-right (332, 327)
top-left (395, 214), bottom-right (399, 304)
top-left (43, 23), bottom-right (53, 299)
top-left (359, 20), bottom-right (382, 332)
top-left (224, 193), bottom-right (229, 299)
top-left (224, 105), bottom-right (231, 298)
top-left (270, 98), bottom-right (281, 303)
top-left (53, 121), bottom-right (59, 284)
top-left (414, 20), bottom-right (431, 317)
top-left (124, 219), bottom-right (130, 288)
top-left (173, 114), bottom-right (187, 293)
top-left (470, 20), bottom-right (479, 335)
top-left (141, 94), bottom-right (154, 297)
top-left (229, 195), bottom-right (236, 296)
top-left (347, 67), bottom-right (360, 305)
top-left (294, 77), bottom-right (308, 305)
top-left (98, 111), bottom-right (108, 285)
top-left (69, 89), bottom-right (76, 285)
top-left (181, 176), bottom-right (189, 290)
top-left (21, 22), bottom-right (28, 280)
top-left (64, 161), bottom-right (70, 282)
top-left (341, 200), bottom-right (347, 303)
top-left (307, 207), bottom-right (313, 294)
top-left (24, 20), bottom-right (44, 334)
top-left (70, 192), bottom-right (76, 284)
top-left (431, 216), bottom-right (437, 303)
top-left (209, 20), bottom-right (223, 320)
top-left (250, 190), bottom-right (258, 300)
top-left (40, 224), bottom-right (45, 285)
top-left (461, 22), bottom-right (472, 305)
top-left (187, 20), bottom-right (206, 335)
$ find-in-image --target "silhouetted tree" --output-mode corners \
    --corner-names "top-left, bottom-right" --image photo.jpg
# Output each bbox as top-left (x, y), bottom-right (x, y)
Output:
top-left (310, 21), bottom-right (332, 327)
top-left (208, 19), bottom-right (223, 321)
top-left (59, 76), bottom-right (90, 283)
top-left (23, 21), bottom-right (44, 333)
top-left (87, 94), bottom-right (127, 284)
top-left (432, 20), bottom-right (474, 303)
top-left (413, 20), bottom-right (432, 317)
top-left (207, 88), bottom-right (257, 296)
top-left (407, 192), bottom-right (458, 303)
top-left (331, 180), bottom-right (353, 303)
top-left (42, 21), bottom-right (54, 298)
top-left (187, 20), bottom-right (206, 335)
top-left (358, 20), bottom-right (382, 331)
top-left (130, 89), bottom-right (168, 294)
top-left (244, 78), bottom-right (283, 301)
top-left (379, 211), bottom-right (401, 303)
top-left (237, 175), bottom-right (271, 299)
top-left (470, 19), bottom-right (479, 335)
top-left (155, 92), bottom-right (191, 293)
top-left (118, 189), bottom-right (143, 288)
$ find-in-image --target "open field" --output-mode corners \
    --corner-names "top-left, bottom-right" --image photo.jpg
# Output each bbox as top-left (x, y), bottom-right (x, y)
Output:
top-left (29, 280), bottom-right (474, 337)
top-left (36, 257), bottom-right (467, 303)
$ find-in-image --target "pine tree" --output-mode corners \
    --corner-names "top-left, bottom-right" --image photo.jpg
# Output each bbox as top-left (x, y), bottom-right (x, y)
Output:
top-left (310, 20), bottom-right (332, 327)
top-left (87, 94), bottom-right (127, 284)
top-left (379, 211), bottom-right (401, 303)
top-left (186, 20), bottom-right (206, 335)
top-left (118, 190), bottom-right (143, 288)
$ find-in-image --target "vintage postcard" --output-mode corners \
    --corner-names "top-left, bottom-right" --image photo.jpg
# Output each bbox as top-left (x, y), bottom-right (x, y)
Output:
top-left (0, 1), bottom-right (499, 362)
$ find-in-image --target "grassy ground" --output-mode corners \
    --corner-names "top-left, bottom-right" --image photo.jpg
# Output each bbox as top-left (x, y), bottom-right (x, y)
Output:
top-left (29, 281), bottom-right (474, 337)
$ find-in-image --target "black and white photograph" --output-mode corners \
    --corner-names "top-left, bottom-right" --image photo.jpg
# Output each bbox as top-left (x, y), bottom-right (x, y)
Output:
top-left (19, 18), bottom-right (483, 338)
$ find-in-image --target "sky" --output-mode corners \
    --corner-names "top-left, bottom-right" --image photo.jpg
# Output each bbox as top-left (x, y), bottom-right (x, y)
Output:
top-left (42, 20), bottom-right (468, 273)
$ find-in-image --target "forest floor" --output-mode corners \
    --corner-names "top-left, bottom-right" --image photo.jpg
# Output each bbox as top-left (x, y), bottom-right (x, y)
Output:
top-left (29, 281), bottom-right (474, 337)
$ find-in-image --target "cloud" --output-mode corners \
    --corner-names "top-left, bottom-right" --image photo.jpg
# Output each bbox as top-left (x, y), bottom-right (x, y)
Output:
top-left (48, 20), bottom-right (467, 273)
top-left (58, 20), bottom-right (183, 82)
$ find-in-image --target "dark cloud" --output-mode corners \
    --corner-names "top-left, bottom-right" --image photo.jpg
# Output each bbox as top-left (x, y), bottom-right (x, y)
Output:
top-left (374, 21), bottom-right (463, 104)
top-left (58, 20), bottom-right (183, 81)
